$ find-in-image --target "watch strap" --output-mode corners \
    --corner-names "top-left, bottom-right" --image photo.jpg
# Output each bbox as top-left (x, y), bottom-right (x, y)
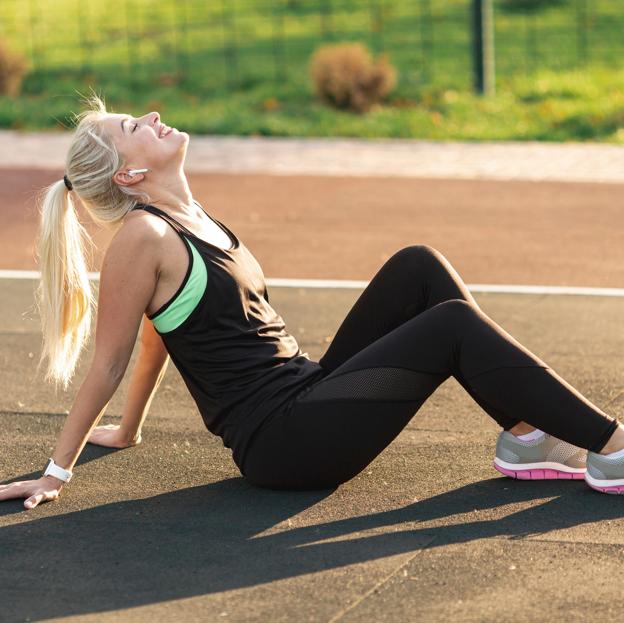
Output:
top-left (43, 458), bottom-right (73, 483)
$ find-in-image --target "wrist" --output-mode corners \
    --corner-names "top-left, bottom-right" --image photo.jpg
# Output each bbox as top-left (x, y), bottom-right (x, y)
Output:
top-left (43, 457), bottom-right (73, 483)
top-left (41, 474), bottom-right (66, 489)
top-left (118, 424), bottom-right (142, 445)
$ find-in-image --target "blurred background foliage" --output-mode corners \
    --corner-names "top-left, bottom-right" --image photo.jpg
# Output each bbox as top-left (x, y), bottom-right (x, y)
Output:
top-left (0, 0), bottom-right (622, 141)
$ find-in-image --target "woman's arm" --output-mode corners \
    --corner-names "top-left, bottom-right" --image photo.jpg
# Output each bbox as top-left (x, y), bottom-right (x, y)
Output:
top-left (88, 317), bottom-right (170, 448)
top-left (0, 220), bottom-right (161, 509)
top-left (46, 361), bottom-right (128, 472)
top-left (118, 320), bottom-right (169, 443)
top-left (1, 364), bottom-right (125, 510)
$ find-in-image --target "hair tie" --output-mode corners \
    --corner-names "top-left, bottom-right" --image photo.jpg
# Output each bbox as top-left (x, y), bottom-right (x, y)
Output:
top-left (63, 174), bottom-right (73, 191)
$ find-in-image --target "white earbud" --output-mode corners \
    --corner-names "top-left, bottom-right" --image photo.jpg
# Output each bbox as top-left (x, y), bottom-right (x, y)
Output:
top-left (128, 168), bottom-right (149, 177)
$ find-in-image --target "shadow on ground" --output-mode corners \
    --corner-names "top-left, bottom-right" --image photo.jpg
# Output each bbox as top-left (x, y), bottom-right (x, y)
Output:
top-left (2, 466), bottom-right (622, 621)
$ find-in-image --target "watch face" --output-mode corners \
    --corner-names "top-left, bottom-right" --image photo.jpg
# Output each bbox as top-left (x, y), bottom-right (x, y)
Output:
top-left (42, 458), bottom-right (71, 482)
top-left (44, 458), bottom-right (59, 477)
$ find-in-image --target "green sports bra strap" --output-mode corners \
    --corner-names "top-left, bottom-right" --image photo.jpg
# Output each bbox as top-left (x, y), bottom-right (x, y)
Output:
top-left (150, 235), bottom-right (208, 334)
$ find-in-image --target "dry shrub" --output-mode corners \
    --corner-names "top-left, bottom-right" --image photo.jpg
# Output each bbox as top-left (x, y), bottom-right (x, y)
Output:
top-left (310, 42), bottom-right (397, 113)
top-left (0, 38), bottom-right (27, 97)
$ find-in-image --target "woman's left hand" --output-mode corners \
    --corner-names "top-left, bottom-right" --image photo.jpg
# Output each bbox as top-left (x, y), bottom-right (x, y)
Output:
top-left (87, 424), bottom-right (141, 448)
top-left (0, 476), bottom-right (63, 510)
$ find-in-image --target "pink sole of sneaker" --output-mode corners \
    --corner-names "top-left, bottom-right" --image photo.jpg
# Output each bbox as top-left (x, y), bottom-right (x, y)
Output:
top-left (585, 481), bottom-right (624, 494)
top-left (493, 461), bottom-right (584, 480)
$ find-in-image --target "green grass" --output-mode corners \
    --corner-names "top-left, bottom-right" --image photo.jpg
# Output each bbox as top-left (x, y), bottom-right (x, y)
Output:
top-left (0, 0), bottom-right (622, 142)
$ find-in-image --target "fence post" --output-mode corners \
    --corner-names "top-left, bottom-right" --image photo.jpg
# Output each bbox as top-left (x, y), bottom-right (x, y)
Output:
top-left (471, 0), bottom-right (495, 95)
top-left (180, 0), bottom-right (191, 80)
top-left (272, 2), bottom-right (286, 82)
top-left (124, 0), bottom-right (135, 88)
top-left (320, 0), bottom-right (333, 41)
top-left (370, 0), bottom-right (384, 53)
top-left (27, 0), bottom-right (39, 72)
top-left (420, 0), bottom-right (433, 84)
top-left (576, 0), bottom-right (589, 66)
top-left (220, 0), bottom-right (239, 90)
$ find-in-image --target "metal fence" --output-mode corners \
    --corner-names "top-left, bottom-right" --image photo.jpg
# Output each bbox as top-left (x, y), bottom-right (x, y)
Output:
top-left (0, 0), bottom-right (621, 94)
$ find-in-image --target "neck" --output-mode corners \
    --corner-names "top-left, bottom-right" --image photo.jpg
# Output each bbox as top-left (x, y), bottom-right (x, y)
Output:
top-left (141, 168), bottom-right (196, 216)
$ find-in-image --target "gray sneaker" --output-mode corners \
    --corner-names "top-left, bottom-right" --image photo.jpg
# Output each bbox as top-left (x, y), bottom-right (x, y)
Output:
top-left (494, 431), bottom-right (586, 480)
top-left (585, 451), bottom-right (624, 494)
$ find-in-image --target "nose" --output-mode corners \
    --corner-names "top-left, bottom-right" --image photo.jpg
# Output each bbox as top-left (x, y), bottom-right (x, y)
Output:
top-left (136, 111), bottom-right (159, 128)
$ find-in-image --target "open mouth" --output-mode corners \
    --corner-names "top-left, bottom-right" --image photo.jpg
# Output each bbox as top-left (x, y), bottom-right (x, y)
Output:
top-left (159, 125), bottom-right (173, 138)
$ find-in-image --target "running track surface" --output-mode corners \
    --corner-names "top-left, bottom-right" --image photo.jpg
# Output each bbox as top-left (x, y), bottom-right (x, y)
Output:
top-left (2, 168), bottom-right (624, 287)
top-left (3, 168), bottom-right (624, 622)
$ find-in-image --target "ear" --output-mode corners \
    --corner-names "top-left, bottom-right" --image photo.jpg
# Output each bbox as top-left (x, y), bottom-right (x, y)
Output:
top-left (113, 169), bottom-right (144, 187)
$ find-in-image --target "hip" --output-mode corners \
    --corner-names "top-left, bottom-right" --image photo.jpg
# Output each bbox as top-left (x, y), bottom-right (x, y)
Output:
top-left (228, 360), bottom-right (327, 468)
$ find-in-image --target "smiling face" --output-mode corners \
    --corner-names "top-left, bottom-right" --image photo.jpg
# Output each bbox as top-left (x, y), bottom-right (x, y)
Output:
top-left (100, 111), bottom-right (189, 187)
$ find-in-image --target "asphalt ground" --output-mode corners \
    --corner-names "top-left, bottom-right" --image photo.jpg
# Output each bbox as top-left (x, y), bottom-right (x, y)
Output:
top-left (2, 170), bottom-right (624, 622)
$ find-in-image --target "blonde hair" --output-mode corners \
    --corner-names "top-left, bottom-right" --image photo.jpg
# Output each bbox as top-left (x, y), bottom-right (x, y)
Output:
top-left (34, 92), bottom-right (151, 391)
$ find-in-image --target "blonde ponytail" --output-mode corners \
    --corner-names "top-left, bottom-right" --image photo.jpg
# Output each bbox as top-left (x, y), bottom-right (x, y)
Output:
top-left (35, 180), bottom-right (95, 390)
top-left (34, 92), bottom-right (152, 390)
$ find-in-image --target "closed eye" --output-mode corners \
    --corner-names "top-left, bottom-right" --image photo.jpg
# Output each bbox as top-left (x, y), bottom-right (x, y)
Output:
top-left (132, 122), bottom-right (138, 133)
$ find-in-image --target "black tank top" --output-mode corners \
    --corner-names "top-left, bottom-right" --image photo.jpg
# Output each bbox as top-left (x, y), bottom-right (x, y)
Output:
top-left (131, 202), bottom-right (326, 468)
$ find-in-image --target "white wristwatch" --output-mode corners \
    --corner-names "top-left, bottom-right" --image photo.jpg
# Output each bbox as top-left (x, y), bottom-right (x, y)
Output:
top-left (43, 458), bottom-right (73, 483)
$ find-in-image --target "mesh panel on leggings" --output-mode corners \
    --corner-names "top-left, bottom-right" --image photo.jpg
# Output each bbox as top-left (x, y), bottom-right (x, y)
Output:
top-left (301, 366), bottom-right (436, 402)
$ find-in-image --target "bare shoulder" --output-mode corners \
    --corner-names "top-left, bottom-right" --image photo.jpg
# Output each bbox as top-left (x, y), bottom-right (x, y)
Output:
top-left (105, 208), bottom-right (168, 266)
top-left (112, 208), bottom-right (168, 245)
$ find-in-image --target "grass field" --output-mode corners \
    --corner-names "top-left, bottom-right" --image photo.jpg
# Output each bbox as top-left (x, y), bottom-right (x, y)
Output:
top-left (0, 0), bottom-right (622, 141)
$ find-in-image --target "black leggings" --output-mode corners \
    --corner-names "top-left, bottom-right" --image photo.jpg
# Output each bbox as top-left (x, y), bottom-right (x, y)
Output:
top-left (241, 245), bottom-right (619, 490)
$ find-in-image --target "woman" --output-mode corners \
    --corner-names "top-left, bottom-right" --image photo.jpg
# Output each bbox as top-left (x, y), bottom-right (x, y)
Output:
top-left (2, 95), bottom-right (624, 511)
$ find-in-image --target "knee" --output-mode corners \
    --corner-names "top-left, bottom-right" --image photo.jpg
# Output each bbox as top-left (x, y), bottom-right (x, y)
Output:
top-left (392, 244), bottom-right (440, 263)
top-left (389, 245), bottom-right (449, 273)
top-left (431, 298), bottom-right (481, 325)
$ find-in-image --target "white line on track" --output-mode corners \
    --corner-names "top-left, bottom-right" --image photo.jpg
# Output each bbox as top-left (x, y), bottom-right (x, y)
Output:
top-left (1, 270), bottom-right (624, 297)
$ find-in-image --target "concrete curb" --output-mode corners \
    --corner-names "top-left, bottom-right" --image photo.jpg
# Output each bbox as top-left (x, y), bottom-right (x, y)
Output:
top-left (1, 130), bottom-right (623, 183)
